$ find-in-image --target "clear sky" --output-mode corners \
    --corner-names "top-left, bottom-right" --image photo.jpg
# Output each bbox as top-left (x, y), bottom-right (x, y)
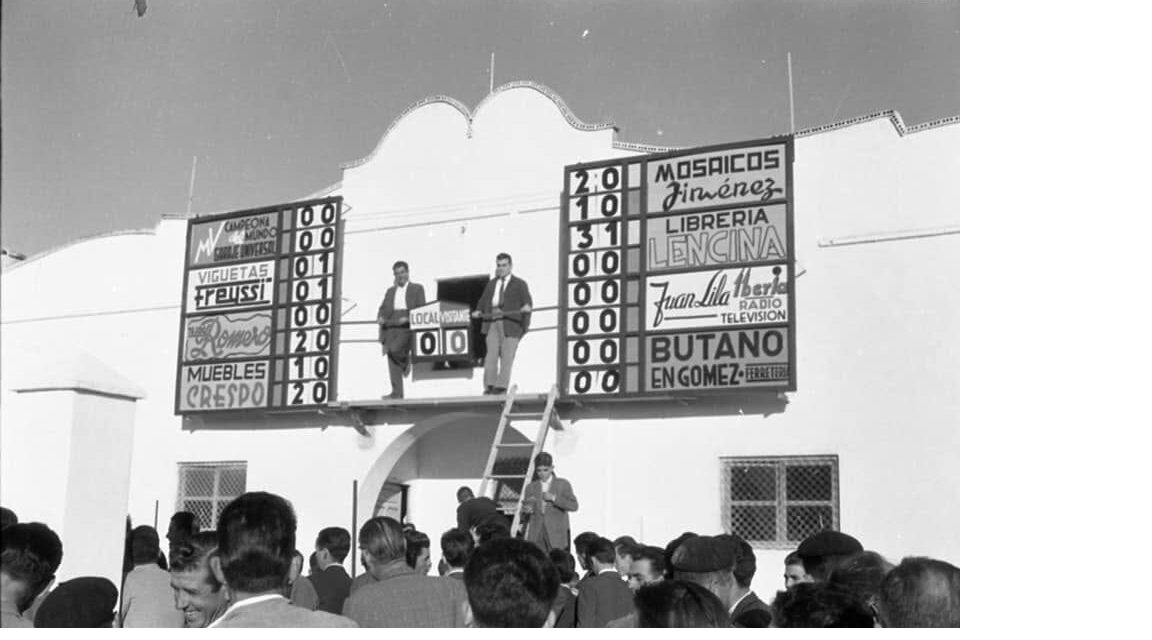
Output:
top-left (1, 0), bottom-right (958, 256)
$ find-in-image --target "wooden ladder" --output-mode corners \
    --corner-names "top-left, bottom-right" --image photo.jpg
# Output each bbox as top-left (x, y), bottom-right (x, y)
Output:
top-left (477, 384), bottom-right (562, 535)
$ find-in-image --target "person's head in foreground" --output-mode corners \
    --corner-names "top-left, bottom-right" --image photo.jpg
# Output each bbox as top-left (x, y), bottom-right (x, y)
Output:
top-left (874, 556), bottom-right (960, 628)
top-left (626, 545), bottom-right (666, 591)
top-left (795, 530), bottom-right (863, 583)
top-left (33, 577), bottom-right (118, 628)
top-left (211, 492), bottom-right (298, 599)
top-left (1, 522), bottom-right (63, 613)
top-left (169, 530), bottom-right (227, 628)
top-left (405, 529), bottom-right (432, 575)
top-left (634, 579), bottom-right (731, 628)
top-left (769, 582), bottom-right (874, 628)
top-left (670, 535), bottom-right (738, 608)
top-left (827, 550), bottom-right (894, 612)
top-left (784, 550), bottom-right (812, 588)
top-left (358, 516), bottom-right (407, 578)
top-left (464, 537), bottom-right (559, 628)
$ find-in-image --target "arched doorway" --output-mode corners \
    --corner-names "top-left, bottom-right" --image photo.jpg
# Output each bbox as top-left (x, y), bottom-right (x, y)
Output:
top-left (358, 411), bottom-right (532, 540)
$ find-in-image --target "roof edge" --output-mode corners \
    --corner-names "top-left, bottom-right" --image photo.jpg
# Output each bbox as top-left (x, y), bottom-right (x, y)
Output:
top-left (3, 228), bottom-right (158, 273)
top-left (340, 80), bottom-right (618, 171)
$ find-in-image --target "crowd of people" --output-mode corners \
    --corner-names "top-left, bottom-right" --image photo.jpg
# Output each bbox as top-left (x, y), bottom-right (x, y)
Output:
top-left (0, 483), bottom-right (959, 628)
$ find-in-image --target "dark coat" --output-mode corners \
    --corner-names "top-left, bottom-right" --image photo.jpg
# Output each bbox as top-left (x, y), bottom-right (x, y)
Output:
top-left (552, 585), bottom-right (577, 628)
top-left (478, 275), bottom-right (533, 338)
top-left (522, 477), bottom-right (578, 549)
top-left (456, 497), bottom-right (504, 532)
top-left (311, 565), bottom-right (353, 615)
top-left (377, 282), bottom-right (427, 342)
top-left (575, 570), bottom-right (634, 628)
top-left (731, 591), bottom-right (773, 627)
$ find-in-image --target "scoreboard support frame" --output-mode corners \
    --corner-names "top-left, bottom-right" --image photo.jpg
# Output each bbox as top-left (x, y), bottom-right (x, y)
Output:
top-left (557, 136), bottom-right (797, 402)
top-left (174, 196), bottom-right (345, 416)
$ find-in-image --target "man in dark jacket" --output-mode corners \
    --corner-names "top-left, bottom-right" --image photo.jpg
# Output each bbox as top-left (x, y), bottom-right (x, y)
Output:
top-left (310, 527), bottom-right (352, 615)
top-left (715, 534), bottom-right (773, 626)
top-left (521, 453), bottom-right (578, 553)
top-left (471, 252), bottom-right (532, 395)
top-left (575, 537), bottom-right (633, 627)
top-left (454, 486), bottom-right (505, 534)
top-left (377, 260), bottom-right (426, 399)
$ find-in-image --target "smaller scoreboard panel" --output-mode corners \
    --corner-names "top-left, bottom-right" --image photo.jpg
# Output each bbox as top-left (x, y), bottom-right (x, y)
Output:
top-left (176, 197), bottom-right (344, 414)
top-left (558, 137), bottom-right (795, 400)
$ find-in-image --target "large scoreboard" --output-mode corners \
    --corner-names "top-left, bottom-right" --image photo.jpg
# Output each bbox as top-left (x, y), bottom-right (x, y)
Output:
top-left (558, 137), bottom-right (796, 399)
top-left (175, 197), bottom-right (344, 414)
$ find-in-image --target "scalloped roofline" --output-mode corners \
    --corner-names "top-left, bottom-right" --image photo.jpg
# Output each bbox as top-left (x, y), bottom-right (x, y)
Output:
top-left (3, 228), bottom-right (159, 272)
top-left (613, 109), bottom-right (958, 154)
top-left (340, 81), bottom-right (618, 170)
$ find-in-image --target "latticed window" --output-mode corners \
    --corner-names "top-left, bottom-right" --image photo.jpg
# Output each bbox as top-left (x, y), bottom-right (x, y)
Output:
top-left (721, 456), bottom-right (839, 549)
top-left (176, 462), bottom-right (247, 529)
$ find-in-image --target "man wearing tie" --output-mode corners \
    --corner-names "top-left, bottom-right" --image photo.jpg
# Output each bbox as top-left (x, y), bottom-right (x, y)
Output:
top-left (377, 261), bottom-right (426, 399)
top-left (472, 253), bottom-right (533, 395)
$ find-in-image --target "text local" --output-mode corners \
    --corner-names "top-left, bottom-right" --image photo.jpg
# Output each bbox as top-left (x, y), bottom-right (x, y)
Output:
top-left (410, 309), bottom-right (471, 326)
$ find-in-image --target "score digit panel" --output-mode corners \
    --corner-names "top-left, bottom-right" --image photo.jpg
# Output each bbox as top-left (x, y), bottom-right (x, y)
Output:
top-left (175, 196), bottom-right (344, 415)
top-left (558, 137), bottom-right (796, 400)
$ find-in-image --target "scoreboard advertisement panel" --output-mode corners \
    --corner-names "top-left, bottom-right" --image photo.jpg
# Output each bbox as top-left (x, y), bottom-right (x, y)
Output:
top-left (176, 197), bottom-right (344, 414)
top-left (558, 137), bottom-right (796, 399)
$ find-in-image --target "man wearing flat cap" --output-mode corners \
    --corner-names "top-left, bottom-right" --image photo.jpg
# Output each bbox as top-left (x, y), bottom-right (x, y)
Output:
top-left (670, 535), bottom-right (740, 619)
top-left (795, 530), bottom-right (864, 583)
top-left (521, 452), bottom-right (578, 553)
top-left (33, 577), bottom-right (118, 628)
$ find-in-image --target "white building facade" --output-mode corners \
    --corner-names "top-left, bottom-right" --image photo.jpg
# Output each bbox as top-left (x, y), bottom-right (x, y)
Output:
top-left (1, 82), bottom-right (958, 598)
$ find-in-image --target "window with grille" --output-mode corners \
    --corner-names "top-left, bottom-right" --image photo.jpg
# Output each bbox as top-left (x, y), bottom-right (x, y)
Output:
top-left (721, 456), bottom-right (839, 549)
top-left (176, 462), bottom-right (247, 529)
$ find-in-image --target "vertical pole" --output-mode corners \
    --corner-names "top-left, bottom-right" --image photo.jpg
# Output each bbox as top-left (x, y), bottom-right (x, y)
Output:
top-left (351, 479), bottom-right (358, 579)
top-left (186, 156), bottom-right (198, 216)
top-left (153, 500), bottom-right (159, 529)
top-left (787, 52), bottom-right (796, 132)
top-left (490, 52), bottom-right (495, 94)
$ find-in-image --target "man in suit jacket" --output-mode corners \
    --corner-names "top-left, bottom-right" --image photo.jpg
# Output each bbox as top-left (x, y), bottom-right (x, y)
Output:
top-left (575, 537), bottom-right (634, 627)
top-left (455, 486), bottom-right (505, 533)
top-left (439, 529), bottom-right (473, 581)
top-left (343, 516), bottom-right (468, 627)
top-left (521, 452), bottom-right (578, 553)
top-left (310, 527), bottom-right (352, 615)
top-left (464, 538), bottom-right (560, 628)
top-left (716, 534), bottom-right (773, 626)
top-left (471, 252), bottom-right (532, 394)
top-left (207, 492), bottom-right (357, 628)
top-left (377, 260), bottom-right (426, 399)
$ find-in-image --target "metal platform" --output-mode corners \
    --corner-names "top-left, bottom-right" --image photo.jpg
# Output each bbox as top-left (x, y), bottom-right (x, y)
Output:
top-left (180, 389), bottom-right (789, 433)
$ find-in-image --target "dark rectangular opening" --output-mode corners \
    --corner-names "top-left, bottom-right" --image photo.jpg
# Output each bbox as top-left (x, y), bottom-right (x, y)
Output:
top-left (436, 274), bottom-right (491, 368)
